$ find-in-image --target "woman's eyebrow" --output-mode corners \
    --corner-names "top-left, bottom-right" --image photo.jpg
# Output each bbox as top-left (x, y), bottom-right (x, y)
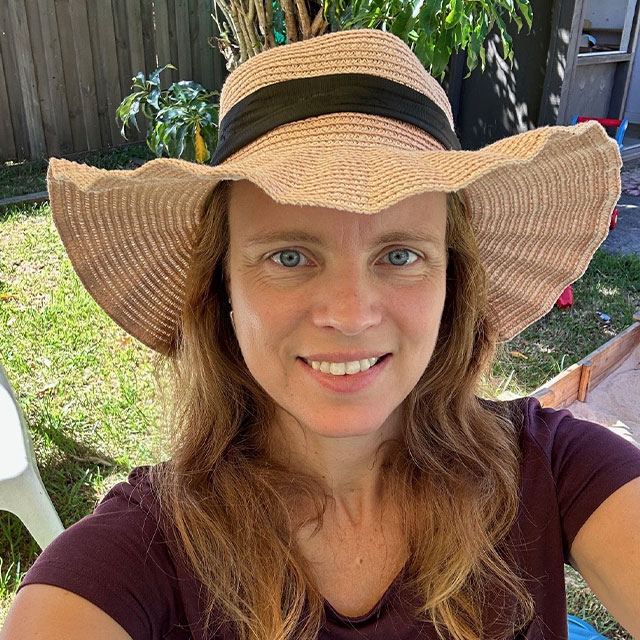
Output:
top-left (373, 231), bottom-right (444, 249)
top-left (244, 231), bottom-right (322, 247)
top-left (244, 230), bottom-right (443, 248)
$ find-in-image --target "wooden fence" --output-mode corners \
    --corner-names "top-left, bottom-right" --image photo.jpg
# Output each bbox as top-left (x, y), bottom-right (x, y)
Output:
top-left (0, 0), bottom-right (227, 162)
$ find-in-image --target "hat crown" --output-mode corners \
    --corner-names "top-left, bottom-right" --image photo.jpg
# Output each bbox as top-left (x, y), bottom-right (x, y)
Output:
top-left (218, 29), bottom-right (454, 128)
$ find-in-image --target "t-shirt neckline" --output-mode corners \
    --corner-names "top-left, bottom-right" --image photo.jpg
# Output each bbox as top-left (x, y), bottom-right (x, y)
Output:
top-left (323, 562), bottom-right (407, 624)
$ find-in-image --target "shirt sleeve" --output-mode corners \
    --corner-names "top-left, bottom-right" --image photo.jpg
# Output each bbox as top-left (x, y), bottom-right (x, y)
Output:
top-left (523, 397), bottom-right (640, 562)
top-left (17, 465), bottom-right (182, 640)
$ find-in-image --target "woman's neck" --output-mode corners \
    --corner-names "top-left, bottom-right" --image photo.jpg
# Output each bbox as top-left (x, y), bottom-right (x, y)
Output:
top-left (269, 407), bottom-right (402, 524)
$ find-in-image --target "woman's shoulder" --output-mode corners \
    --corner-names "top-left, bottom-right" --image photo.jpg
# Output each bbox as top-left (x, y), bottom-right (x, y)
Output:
top-left (17, 460), bottom-right (190, 639)
top-left (498, 396), bottom-right (640, 547)
top-left (495, 396), bottom-right (640, 462)
top-left (98, 462), bottom-right (164, 514)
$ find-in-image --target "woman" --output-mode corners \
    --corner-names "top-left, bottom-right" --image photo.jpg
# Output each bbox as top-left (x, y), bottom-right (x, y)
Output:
top-left (2, 28), bottom-right (639, 640)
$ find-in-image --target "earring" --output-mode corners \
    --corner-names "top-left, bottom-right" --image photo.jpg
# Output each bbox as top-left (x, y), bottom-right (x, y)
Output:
top-left (230, 309), bottom-right (235, 329)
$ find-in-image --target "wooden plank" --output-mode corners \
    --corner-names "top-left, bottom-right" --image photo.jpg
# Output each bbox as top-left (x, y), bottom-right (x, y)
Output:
top-left (0, 40), bottom-right (17, 161)
top-left (189, 0), bottom-right (201, 85)
top-left (112, 0), bottom-right (133, 101)
top-left (0, 1), bottom-right (29, 159)
top-left (557, 0), bottom-right (587, 124)
top-left (124, 0), bottom-right (147, 141)
top-left (532, 362), bottom-right (583, 409)
top-left (189, 0), bottom-right (201, 83)
top-left (51, 0), bottom-right (85, 154)
top-left (22, 0), bottom-right (61, 156)
top-left (575, 52), bottom-right (632, 66)
top-left (8, 0), bottom-right (47, 158)
top-left (565, 63), bottom-right (616, 120)
top-left (167, 0), bottom-right (180, 83)
top-left (140, 0), bottom-right (157, 75)
top-left (530, 387), bottom-right (557, 409)
top-left (587, 322), bottom-right (640, 389)
top-left (620, 0), bottom-right (638, 52)
top-left (615, 2), bottom-right (640, 121)
top-left (91, 0), bottom-right (124, 147)
top-left (175, 0), bottom-right (193, 79)
top-left (154, 0), bottom-right (172, 88)
top-left (69, 0), bottom-right (102, 150)
top-left (577, 361), bottom-right (593, 402)
top-left (0, 191), bottom-right (48, 211)
top-left (126, 0), bottom-right (146, 77)
top-left (84, 0), bottom-right (110, 147)
top-left (207, 0), bottom-right (226, 91)
top-left (193, 0), bottom-right (219, 91)
top-left (533, 319), bottom-right (640, 409)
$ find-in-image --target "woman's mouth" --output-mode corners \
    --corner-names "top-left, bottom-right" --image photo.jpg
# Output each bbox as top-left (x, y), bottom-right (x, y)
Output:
top-left (300, 354), bottom-right (389, 376)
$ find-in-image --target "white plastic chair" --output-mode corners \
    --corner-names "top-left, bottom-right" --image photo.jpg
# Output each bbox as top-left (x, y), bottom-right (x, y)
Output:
top-left (0, 361), bottom-right (64, 549)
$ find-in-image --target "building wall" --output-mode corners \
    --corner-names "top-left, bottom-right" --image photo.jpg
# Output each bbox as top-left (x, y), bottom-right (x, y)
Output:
top-left (455, 0), bottom-right (570, 149)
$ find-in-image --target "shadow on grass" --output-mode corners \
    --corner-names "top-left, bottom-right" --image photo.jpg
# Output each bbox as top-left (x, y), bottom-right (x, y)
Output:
top-left (0, 428), bottom-right (123, 594)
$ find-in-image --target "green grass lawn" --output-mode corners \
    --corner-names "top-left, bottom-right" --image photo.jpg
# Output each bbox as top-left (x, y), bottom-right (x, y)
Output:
top-left (0, 201), bottom-right (167, 624)
top-left (0, 196), bottom-right (638, 637)
top-left (491, 249), bottom-right (640, 396)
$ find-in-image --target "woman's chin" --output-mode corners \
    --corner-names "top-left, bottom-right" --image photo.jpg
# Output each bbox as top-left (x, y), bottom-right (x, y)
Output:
top-left (281, 405), bottom-right (401, 440)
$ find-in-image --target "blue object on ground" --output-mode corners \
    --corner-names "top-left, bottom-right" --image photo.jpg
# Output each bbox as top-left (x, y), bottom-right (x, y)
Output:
top-left (567, 615), bottom-right (607, 640)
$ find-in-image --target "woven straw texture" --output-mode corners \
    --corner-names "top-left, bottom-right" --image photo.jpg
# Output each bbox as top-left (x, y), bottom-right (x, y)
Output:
top-left (46, 29), bottom-right (622, 355)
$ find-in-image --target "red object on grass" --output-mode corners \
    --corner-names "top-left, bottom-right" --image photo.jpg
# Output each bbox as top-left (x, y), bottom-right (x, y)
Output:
top-left (610, 207), bottom-right (618, 230)
top-left (557, 285), bottom-right (574, 309)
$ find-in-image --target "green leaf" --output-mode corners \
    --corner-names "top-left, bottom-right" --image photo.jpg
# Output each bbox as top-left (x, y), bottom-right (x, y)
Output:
top-left (147, 88), bottom-right (161, 111)
top-left (495, 13), bottom-right (513, 62)
top-left (516, 0), bottom-right (533, 29)
top-left (176, 122), bottom-right (190, 159)
top-left (390, 3), bottom-right (415, 40)
top-left (133, 71), bottom-right (147, 88)
top-left (414, 31), bottom-right (434, 69)
top-left (419, 0), bottom-right (442, 37)
top-left (466, 32), bottom-right (480, 74)
top-left (444, 0), bottom-right (464, 29)
top-left (149, 63), bottom-right (176, 87)
top-left (432, 28), bottom-right (452, 78)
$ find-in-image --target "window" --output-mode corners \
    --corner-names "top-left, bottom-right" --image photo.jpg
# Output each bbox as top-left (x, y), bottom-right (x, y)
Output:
top-left (579, 0), bottom-right (638, 55)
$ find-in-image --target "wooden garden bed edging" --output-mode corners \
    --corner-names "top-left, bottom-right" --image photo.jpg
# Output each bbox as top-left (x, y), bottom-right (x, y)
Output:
top-left (532, 310), bottom-right (640, 409)
top-left (0, 191), bottom-right (48, 211)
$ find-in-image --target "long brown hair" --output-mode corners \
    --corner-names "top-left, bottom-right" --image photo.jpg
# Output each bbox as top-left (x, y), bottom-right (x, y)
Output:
top-left (149, 180), bottom-right (535, 639)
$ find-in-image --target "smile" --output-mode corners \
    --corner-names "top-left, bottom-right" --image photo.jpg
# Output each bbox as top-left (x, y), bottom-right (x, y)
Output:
top-left (302, 355), bottom-right (386, 376)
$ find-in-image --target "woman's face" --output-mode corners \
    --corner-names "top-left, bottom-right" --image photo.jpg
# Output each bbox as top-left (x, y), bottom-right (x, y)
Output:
top-left (227, 180), bottom-right (448, 439)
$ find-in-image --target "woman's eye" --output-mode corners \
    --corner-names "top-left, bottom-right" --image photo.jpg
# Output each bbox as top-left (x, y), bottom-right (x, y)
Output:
top-left (381, 248), bottom-right (419, 266)
top-left (270, 249), bottom-right (308, 267)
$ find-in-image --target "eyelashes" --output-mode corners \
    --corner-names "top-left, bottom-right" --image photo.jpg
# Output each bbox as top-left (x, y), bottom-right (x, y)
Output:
top-left (380, 248), bottom-right (419, 266)
top-left (269, 248), bottom-right (421, 268)
top-left (270, 249), bottom-right (309, 268)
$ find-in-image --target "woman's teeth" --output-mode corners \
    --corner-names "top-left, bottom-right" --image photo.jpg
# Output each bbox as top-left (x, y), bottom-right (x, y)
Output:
top-left (306, 357), bottom-right (380, 375)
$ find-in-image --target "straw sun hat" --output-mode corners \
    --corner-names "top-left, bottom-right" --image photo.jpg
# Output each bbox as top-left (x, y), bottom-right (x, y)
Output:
top-left (47, 28), bottom-right (621, 355)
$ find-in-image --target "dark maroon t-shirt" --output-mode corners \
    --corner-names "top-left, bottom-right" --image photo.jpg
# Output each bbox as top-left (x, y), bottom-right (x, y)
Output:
top-left (18, 398), bottom-right (640, 639)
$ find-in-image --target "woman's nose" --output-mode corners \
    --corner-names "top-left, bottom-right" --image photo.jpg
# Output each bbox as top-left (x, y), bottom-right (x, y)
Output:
top-left (310, 268), bottom-right (383, 335)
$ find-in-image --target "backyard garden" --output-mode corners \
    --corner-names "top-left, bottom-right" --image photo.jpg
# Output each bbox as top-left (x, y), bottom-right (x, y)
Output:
top-left (2, 0), bottom-right (640, 635)
top-left (1, 146), bottom-right (639, 636)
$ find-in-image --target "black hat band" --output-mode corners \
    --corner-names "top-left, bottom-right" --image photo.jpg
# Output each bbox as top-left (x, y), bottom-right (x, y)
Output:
top-left (211, 72), bottom-right (461, 165)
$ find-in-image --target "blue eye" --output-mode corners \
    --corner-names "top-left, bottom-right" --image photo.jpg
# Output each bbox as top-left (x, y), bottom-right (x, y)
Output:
top-left (271, 250), bottom-right (307, 267)
top-left (383, 249), bottom-right (418, 266)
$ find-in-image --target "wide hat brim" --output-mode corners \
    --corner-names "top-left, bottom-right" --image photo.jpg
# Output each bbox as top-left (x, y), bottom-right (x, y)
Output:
top-left (47, 118), bottom-right (620, 355)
